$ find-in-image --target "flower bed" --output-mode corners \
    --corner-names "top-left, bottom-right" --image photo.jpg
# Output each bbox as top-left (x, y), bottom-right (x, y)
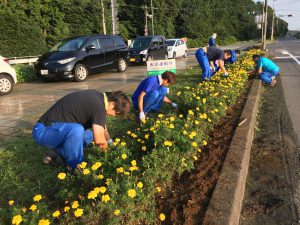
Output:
top-left (2, 50), bottom-right (259, 225)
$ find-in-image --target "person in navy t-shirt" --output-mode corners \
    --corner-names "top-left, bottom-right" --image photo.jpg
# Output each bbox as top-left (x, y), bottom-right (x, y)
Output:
top-left (132, 71), bottom-right (177, 121)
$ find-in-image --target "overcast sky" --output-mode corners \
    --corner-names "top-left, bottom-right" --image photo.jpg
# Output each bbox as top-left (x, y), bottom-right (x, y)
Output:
top-left (254, 0), bottom-right (300, 30)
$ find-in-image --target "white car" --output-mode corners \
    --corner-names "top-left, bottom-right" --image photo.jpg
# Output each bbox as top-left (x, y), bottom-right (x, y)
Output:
top-left (0, 55), bottom-right (17, 95)
top-left (166, 39), bottom-right (188, 59)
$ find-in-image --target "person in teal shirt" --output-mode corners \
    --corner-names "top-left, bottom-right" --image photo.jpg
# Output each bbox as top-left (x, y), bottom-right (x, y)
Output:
top-left (252, 54), bottom-right (280, 86)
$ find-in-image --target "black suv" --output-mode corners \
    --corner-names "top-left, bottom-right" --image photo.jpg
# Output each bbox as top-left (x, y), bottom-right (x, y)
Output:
top-left (35, 35), bottom-right (129, 82)
top-left (129, 35), bottom-right (168, 63)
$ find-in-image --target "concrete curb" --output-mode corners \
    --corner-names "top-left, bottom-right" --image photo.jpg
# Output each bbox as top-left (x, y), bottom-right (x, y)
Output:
top-left (203, 79), bottom-right (262, 225)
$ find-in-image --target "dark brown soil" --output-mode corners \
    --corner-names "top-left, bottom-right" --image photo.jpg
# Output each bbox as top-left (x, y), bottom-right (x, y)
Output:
top-left (240, 78), bottom-right (300, 225)
top-left (156, 80), bottom-right (253, 225)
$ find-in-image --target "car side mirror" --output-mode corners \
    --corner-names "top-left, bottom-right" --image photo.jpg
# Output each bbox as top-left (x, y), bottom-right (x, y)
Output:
top-left (86, 45), bottom-right (96, 51)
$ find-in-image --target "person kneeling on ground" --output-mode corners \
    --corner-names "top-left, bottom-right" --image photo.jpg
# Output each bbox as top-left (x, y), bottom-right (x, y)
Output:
top-left (131, 71), bottom-right (178, 122)
top-left (195, 46), bottom-right (231, 81)
top-left (32, 90), bottom-right (130, 172)
top-left (224, 49), bottom-right (241, 65)
top-left (251, 54), bottom-right (280, 87)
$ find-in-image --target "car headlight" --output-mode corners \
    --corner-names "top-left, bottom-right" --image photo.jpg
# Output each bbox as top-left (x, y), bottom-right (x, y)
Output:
top-left (57, 57), bottom-right (76, 64)
top-left (140, 50), bottom-right (148, 55)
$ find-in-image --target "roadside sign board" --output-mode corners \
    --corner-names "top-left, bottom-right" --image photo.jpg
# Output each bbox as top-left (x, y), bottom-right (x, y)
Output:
top-left (146, 59), bottom-right (176, 76)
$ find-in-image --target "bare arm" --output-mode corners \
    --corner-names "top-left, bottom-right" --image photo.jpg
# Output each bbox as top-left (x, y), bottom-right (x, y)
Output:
top-left (218, 59), bottom-right (227, 73)
top-left (92, 124), bottom-right (108, 150)
top-left (138, 91), bottom-right (146, 113)
top-left (104, 126), bottom-right (110, 140)
top-left (209, 61), bottom-right (215, 69)
top-left (163, 96), bottom-right (173, 105)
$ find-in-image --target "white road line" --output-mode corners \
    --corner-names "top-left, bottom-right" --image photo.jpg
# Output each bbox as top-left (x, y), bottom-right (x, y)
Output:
top-left (275, 56), bottom-right (300, 59)
top-left (281, 50), bottom-right (300, 66)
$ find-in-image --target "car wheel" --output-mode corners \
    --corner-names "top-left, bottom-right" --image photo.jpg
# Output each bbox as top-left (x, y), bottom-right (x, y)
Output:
top-left (0, 74), bottom-right (13, 95)
top-left (146, 55), bottom-right (153, 61)
top-left (172, 52), bottom-right (176, 59)
top-left (183, 50), bottom-right (188, 58)
top-left (74, 64), bottom-right (88, 82)
top-left (117, 58), bottom-right (127, 72)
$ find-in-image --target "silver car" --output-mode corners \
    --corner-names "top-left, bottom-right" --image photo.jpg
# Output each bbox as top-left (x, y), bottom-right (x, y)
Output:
top-left (0, 55), bottom-right (17, 95)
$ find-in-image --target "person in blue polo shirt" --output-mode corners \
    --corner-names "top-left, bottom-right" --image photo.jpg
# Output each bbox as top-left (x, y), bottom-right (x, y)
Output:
top-left (252, 54), bottom-right (280, 86)
top-left (132, 71), bottom-right (177, 122)
top-left (195, 46), bottom-right (232, 81)
top-left (208, 33), bottom-right (217, 47)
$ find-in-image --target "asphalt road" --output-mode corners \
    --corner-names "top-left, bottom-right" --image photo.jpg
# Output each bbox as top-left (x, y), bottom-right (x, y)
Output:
top-left (0, 40), bottom-right (262, 139)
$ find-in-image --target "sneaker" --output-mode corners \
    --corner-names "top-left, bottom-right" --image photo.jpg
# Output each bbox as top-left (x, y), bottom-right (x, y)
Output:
top-left (270, 79), bottom-right (277, 87)
top-left (43, 149), bottom-right (65, 167)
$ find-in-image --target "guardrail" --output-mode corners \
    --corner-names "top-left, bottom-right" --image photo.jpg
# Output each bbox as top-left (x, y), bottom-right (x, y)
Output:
top-left (8, 56), bottom-right (39, 65)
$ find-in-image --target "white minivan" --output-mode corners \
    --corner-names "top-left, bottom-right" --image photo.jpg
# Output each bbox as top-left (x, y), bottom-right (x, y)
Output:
top-left (0, 55), bottom-right (17, 95)
top-left (166, 39), bottom-right (188, 59)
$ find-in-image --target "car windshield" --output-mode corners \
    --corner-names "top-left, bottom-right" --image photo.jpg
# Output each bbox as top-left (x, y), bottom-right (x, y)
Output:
top-left (50, 37), bottom-right (88, 52)
top-left (130, 38), bottom-right (152, 48)
top-left (166, 40), bottom-right (176, 46)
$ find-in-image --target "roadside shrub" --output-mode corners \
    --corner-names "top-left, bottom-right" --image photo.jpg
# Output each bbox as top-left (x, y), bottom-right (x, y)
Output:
top-left (13, 64), bottom-right (37, 83)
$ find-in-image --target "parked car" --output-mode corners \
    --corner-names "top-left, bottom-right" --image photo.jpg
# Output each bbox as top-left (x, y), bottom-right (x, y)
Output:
top-left (129, 36), bottom-right (168, 63)
top-left (35, 35), bottom-right (129, 82)
top-left (0, 55), bottom-right (17, 95)
top-left (166, 39), bottom-right (188, 59)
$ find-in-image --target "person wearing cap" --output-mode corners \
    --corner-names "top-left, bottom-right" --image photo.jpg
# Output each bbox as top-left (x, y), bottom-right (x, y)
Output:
top-left (208, 33), bottom-right (218, 47)
top-left (251, 54), bottom-right (280, 86)
top-left (195, 46), bottom-right (232, 81)
top-left (32, 90), bottom-right (131, 171)
top-left (132, 71), bottom-right (178, 122)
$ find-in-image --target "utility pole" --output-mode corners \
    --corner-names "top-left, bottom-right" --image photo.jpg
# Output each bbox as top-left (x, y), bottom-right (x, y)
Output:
top-left (150, 0), bottom-right (154, 35)
top-left (271, 0), bottom-right (276, 40)
top-left (144, 6), bottom-right (148, 36)
top-left (100, 0), bottom-right (107, 34)
top-left (111, 0), bottom-right (116, 35)
top-left (262, 0), bottom-right (268, 50)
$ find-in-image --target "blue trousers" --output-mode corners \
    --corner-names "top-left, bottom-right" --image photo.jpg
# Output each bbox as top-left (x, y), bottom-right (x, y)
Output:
top-left (32, 122), bottom-right (93, 168)
top-left (133, 86), bottom-right (168, 113)
top-left (195, 48), bottom-right (213, 80)
top-left (258, 71), bottom-right (279, 84)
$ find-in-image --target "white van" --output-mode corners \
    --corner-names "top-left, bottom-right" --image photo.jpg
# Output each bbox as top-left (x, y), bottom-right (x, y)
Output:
top-left (0, 55), bottom-right (17, 95)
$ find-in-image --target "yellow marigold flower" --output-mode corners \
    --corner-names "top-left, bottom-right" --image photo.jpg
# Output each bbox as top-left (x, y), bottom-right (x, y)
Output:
top-left (192, 142), bottom-right (197, 147)
top-left (214, 109), bottom-right (219, 112)
top-left (21, 207), bottom-right (27, 213)
top-left (78, 161), bottom-right (87, 169)
top-left (38, 219), bottom-right (50, 225)
top-left (106, 178), bottom-right (112, 185)
top-left (141, 146), bottom-right (147, 151)
top-left (121, 153), bottom-right (127, 159)
top-left (188, 110), bottom-right (194, 115)
top-left (159, 213), bottom-right (166, 221)
top-left (71, 201), bottom-right (79, 209)
top-left (115, 138), bottom-right (121, 143)
top-left (29, 204), bottom-right (37, 211)
top-left (203, 140), bottom-right (208, 146)
top-left (137, 138), bottom-right (142, 142)
top-left (83, 169), bottom-right (90, 175)
top-left (99, 186), bottom-right (106, 194)
top-left (169, 116), bottom-right (175, 121)
top-left (64, 206), bottom-right (70, 212)
top-left (52, 210), bottom-right (60, 218)
top-left (145, 134), bottom-right (149, 139)
top-left (102, 194), bottom-right (110, 202)
top-left (128, 189), bottom-right (136, 198)
top-left (179, 114), bottom-right (183, 118)
top-left (164, 140), bottom-right (173, 147)
top-left (158, 114), bottom-right (164, 118)
top-left (124, 171), bottom-right (130, 175)
top-left (202, 98), bottom-right (207, 103)
top-left (208, 118), bottom-right (212, 123)
top-left (169, 124), bottom-right (175, 129)
top-left (183, 130), bottom-right (188, 135)
top-left (203, 113), bottom-right (207, 119)
top-left (97, 174), bottom-right (104, 179)
top-left (156, 187), bottom-right (162, 192)
top-left (193, 156), bottom-right (198, 161)
top-left (129, 166), bottom-right (139, 171)
top-left (198, 149), bottom-right (202, 153)
top-left (195, 120), bottom-right (200, 125)
top-left (74, 208), bottom-right (84, 217)
top-left (57, 172), bottom-right (66, 180)
top-left (12, 215), bottom-right (22, 225)
top-left (116, 167), bottom-right (124, 173)
top-left (137, 182), bottom-right (143, 188)
top-left (91, 162), bottom-right (102, 171)
top-left (120, 142), bottom-right (126, 146)
top-left (88, 190), bottom-right (98, 200)
top-left (33, 194), bottom-right (42, 202)
top-left (114, 209), bottom-right (120, 216)
top-left (8, 200), bottom-right (14, 206)
top-left (131, 133), bottom-right (137, 138)
top-left (127, 131), bottom-right (131, 134)
top-left (131, 160), bottom-right (137, 166)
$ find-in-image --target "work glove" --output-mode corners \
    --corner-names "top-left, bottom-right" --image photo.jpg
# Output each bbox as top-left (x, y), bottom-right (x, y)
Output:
top-left (172, 103), bottom-right (178, 109)
top-left (107, 139), bottom-right (113, 145)
top-left (139, 112), bottom-right (146, 121)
